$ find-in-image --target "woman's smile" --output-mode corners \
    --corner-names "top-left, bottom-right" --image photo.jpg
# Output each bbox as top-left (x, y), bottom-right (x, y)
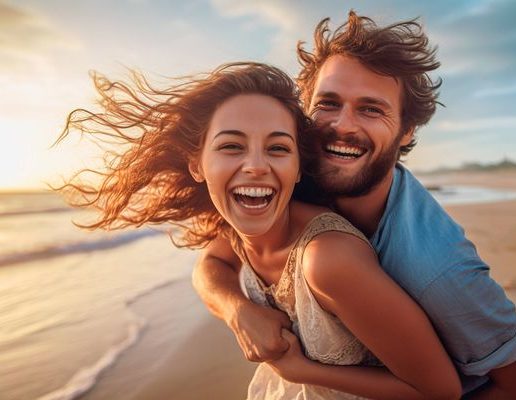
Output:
top-left (231, 186), bottom-right (277, 210)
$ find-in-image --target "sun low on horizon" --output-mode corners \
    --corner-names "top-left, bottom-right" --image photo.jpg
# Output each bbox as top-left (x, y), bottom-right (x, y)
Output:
top-left (1, 0), bottom-right (516, 191)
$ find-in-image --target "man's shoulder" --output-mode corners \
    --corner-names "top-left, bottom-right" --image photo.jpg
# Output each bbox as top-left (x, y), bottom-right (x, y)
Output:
top-left (373, 165), bottom-right (482, 294)
top-left (378, 165), bottom-right (461, 243)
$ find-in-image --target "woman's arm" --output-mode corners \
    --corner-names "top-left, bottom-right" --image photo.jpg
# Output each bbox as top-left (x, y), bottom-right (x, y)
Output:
top-left (268, 231), bottom-right (462, 400)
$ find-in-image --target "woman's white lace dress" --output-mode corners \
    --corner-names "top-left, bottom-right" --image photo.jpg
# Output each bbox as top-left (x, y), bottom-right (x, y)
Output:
top-left (241, 212), bottom-right (381, 400)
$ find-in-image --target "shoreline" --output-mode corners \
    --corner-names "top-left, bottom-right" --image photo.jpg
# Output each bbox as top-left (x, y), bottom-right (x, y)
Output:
top-left (90, 170), bottom-right (516, 399)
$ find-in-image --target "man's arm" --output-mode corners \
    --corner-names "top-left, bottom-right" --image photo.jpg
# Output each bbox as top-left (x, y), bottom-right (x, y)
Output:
top-left (192, 235), bottom-right (291, 361)
top-left (417, 258), bottom-right (516, 397)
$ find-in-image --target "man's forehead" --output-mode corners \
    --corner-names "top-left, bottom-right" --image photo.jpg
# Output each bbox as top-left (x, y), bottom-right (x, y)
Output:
top-left (312, 55), bottom-right (401, 103)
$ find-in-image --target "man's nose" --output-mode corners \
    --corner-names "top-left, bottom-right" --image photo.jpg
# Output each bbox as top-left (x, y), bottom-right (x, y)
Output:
top-left (329, 106), bottom-right (359, 134)
top-left (241, 151), bottom-right (271, 175)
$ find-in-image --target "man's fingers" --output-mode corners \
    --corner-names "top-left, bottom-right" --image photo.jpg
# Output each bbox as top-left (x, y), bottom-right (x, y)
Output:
top-left (277, 311), bottom-right (293, 329)
top-left (280, 328), bottom-right (300, 347)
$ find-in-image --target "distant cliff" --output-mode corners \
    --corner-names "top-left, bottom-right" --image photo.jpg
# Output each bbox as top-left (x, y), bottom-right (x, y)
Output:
top-left (416, 158), bottom-right (516, 175)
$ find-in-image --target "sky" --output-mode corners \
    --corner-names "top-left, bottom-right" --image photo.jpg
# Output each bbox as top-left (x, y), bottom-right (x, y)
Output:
top-left (1, 0), bottom-right (515, 190)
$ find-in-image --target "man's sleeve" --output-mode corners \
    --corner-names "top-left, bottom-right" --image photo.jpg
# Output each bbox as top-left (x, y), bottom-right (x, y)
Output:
top-left (419, 258), bottom-right (516, 376)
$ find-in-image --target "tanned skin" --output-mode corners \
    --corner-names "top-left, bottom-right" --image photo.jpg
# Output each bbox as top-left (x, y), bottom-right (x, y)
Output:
top-left (192, 55), bottom-right (516, 399)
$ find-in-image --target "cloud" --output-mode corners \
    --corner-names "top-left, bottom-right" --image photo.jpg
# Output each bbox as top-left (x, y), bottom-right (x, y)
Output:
top-left (209, 0), bottom-right (312, 71)
top-left (0, 1), bottom-right (80, 73)
top-left (473, 83), bottom-right (516, 98)
top-left (210, 0), bottom-right (303, 30)
top-left (436, 117), bottom-right (516, 132)
top-left (431, 0), bottom-right (516, 76)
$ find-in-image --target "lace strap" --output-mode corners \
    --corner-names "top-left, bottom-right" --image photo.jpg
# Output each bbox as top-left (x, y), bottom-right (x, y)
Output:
top-left (296, 212), bottom-right (373, 252)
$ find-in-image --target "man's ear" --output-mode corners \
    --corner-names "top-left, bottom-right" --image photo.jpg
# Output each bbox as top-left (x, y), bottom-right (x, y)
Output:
top-left (188, 160), bottom-right (205, 183)
top-left (400, 126), bottom-right (415, 147)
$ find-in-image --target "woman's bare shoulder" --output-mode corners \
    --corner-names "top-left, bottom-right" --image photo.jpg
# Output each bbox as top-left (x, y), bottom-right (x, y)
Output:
top-left (302, 230), bottom-right (378, 293)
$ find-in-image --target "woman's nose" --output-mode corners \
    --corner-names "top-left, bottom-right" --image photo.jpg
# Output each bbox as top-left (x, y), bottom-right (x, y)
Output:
top-left (241, 152), bottom-right (271, 175)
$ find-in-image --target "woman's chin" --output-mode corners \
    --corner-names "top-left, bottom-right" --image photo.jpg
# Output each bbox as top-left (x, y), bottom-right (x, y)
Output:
top-left (231, 223), bottom-right (274, 239)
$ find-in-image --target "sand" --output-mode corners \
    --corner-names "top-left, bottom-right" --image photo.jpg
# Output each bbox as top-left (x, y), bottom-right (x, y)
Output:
top-left (436, 170), bottom-right (516, 303)
top-left (135, 170), bottom-right (516, 400)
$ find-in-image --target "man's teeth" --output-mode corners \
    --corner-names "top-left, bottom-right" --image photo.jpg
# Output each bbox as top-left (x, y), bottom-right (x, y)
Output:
top-left (326, 144), bottom-right (365, 157)
top-left (232, 187), bottom-right (274, 197)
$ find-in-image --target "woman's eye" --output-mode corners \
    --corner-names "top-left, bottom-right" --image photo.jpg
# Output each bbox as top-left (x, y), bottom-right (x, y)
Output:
top-left (268, 145), bottom-right (291, 153)
top-left (218, 143), bottom-right (243, 151)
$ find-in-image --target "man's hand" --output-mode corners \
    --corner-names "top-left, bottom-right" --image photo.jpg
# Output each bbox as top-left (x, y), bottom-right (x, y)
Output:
top-left (267, 329), bottom-right (311, 383)
top-left (228, 301), bottom-right (292, 362)
top-left (192, 237), bottom-right (292, 362)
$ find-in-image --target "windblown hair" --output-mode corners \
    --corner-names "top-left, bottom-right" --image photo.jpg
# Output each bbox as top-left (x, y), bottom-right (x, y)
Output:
top-left (297, 10), bottom-right (442, 156)
top-left (56, 62), bottom-right (314, 248)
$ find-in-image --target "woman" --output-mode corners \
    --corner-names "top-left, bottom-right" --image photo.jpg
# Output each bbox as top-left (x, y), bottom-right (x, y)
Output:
top-left (57, 62), bottom-right (461, 399)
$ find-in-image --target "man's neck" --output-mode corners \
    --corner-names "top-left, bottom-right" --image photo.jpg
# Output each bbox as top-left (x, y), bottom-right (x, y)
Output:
top-left (334, 169), bottom-right (395, 238)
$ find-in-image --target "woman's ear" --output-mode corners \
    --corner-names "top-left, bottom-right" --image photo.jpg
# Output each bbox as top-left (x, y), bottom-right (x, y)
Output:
top-left (296, 171), bottom-right (301, 183)
top-left (188, 160), bottom-right (205, 183)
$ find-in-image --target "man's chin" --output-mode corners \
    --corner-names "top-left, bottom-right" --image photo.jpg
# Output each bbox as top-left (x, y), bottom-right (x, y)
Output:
top-left (317, 165), bottom-right (392, 198)
top-left (319, 179), bottom-right (372, 198)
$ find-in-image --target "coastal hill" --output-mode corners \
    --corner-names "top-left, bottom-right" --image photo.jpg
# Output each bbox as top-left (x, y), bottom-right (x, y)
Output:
top-left (414, 158), bottom-right (516, 191)
top-left (415, 158), bottom-right (516, 175)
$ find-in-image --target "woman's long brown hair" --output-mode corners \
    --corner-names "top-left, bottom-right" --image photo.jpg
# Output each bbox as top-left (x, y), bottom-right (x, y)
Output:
top-left (55, 62), bottom-right (315, 248)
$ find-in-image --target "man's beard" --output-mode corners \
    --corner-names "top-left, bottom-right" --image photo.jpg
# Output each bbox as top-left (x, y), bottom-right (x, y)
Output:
top-left (316, 127), bottom-right (403, 198)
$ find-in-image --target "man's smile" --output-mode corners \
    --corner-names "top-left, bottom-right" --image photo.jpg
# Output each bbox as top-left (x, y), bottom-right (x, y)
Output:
top-left (325, 143), bottom-right (367, 160)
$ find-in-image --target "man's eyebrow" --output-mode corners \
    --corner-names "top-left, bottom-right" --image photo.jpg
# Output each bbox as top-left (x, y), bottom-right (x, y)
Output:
top-left (359, 96), bottom-right (392, 109)
top-left (312, 91), bottom-right (341, 100)
top-left (213, 130), bottom-right (295, 142)
top-left (312, 91), bottom-right (392, 110)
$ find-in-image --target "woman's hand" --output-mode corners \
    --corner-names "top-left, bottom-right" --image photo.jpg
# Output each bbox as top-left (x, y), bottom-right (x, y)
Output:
top-left (266, 329), bottom-right (313, 383)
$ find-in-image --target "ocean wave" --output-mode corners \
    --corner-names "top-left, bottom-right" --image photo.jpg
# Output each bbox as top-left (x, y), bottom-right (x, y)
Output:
top-left (0, 229), bottom-right (163, 267)
top-left (34, 278), bottom-right (183, 400)
top-left (36, 314), bottom-right (147, 400)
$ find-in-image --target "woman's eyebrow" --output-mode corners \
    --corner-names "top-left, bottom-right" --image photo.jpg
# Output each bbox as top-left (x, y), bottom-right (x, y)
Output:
top-left (269, 131), bottom-right (295, 142)
top-left (213, 130), bottom-right (245, 140)
top-left (213, 130), bottom-right (295, 142)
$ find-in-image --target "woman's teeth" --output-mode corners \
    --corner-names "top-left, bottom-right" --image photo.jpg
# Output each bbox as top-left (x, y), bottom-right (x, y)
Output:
top-left (232, 186), bottom-right (275, 209)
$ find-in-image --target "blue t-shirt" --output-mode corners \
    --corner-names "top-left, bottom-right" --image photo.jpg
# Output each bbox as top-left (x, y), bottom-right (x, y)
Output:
top-left (370, 164), bottom-right (516, 393)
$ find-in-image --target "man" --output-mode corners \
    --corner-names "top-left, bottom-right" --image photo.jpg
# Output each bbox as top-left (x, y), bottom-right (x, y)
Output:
top-left (192, 11), bottom-right (516, 398)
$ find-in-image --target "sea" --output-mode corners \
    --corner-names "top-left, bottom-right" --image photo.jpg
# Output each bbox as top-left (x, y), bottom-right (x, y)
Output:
top-left (1, 185), bottom-right (516, 400)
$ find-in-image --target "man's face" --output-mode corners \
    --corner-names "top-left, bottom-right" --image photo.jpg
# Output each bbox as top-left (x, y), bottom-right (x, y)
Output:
top-left (308, 55), bottom-right (413, 197)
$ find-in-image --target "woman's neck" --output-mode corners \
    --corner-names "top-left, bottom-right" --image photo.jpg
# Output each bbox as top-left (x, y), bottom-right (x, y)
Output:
top-left (239, 205), bottom-right (295, 258)
top-left (236, 203), bottom-right (305, 288)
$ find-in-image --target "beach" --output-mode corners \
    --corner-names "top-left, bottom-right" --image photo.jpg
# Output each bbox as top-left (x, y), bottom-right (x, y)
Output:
top-left (1, 170), bottom-right (515, 400)
top-left (130, 170), bottom-right (516, 400)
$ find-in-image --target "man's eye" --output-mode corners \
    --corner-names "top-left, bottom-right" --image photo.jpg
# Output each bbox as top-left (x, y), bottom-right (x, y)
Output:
top-left (314, 100), bottom-right (340, 109)
top-left (362, 106), bottom-right (384, 115)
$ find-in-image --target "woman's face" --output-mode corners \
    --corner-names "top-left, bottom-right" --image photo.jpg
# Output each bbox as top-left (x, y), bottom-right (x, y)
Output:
top-left (193, 94), bottom-right (300, 238)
